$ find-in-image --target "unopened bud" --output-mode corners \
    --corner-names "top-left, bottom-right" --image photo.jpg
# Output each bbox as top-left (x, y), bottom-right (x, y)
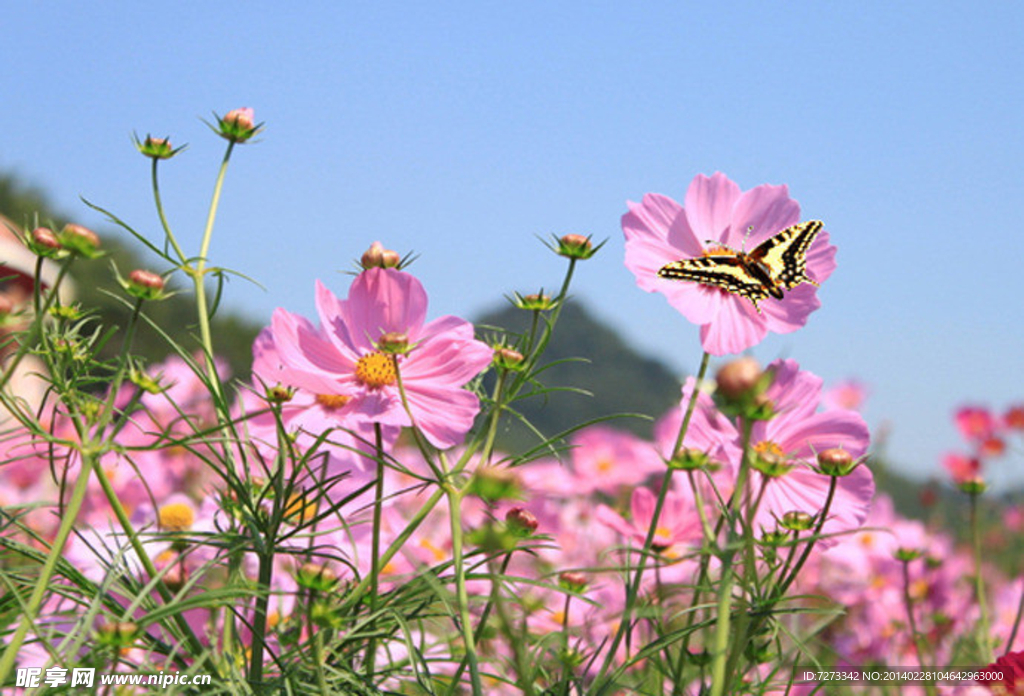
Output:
top-left (779, 510), bottom-right (815, 532)
top-left (817, 447), bottom-right (858, 476)
top-left (555, 233), bottom-right (598, 260)
top-left (96, 620), bottom-right (139, 648)
top-left (668, 447), bottom-right (711, 471)
top-left (295, 562), bottom-right (338, 592)
top-left (126, 269), bottom-right (166, 300)
top-left (135, 134), bottom-right (180, 159)
top-left (716, 357), bottom-right (763, 401)
top-left (957, 477), bottom-right (987, 496)
top-left (505, 506), bottom-right (539, 536)
top-left (468, 467), bottom-right (522, 503)
top-left (377, 331), bottom-right (410, 354)
top-left (895, 547), bottom-right (924, 562)
top-left (360, 241), bottom-right (401, 269)
top-left (30, 227), bottom-right (62, 255)
top-left (266, 383), bottom-right (294, 404)
top-left (216, 107), bottom-right (261, 143)
top-left (514, 292), bottom-right (555, 311)
top-left (493, 347), bottom-right (525, 371)
top-left (58, 223), bottom-right (101, 257)
top-left (558, 571), bottom-right (588, 592)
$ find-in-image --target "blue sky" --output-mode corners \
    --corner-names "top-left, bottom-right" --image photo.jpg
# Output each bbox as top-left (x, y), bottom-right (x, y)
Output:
top-left (3, 2), bottom-right (1023, 487)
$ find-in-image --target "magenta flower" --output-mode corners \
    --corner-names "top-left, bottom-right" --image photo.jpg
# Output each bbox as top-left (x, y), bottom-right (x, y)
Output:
top-left (564, 426), bottom-right (663, 495)
top-left (268, 267), bottom-right (493, 449)
top-left (596, 486), bottom-right (702, 551)
top-left (622, 172), bottom-right (837, 355)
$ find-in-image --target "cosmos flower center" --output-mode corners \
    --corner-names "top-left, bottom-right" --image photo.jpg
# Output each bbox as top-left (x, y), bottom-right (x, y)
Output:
top-left (753, 440), bottom-right (786, 463)
top-left (158, 502), bottom-right (195, 532)
top-left (355, 351), bottom-right (398, 389)
top-left (316, 393), bottom-right (352, 410)
top-left (652, 526), bottom-right (674, 550)
top-left (596, 458), bottom-right (614, 473)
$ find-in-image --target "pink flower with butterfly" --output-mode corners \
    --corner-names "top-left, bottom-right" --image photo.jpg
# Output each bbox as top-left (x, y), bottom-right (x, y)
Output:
top-left (622, 172), bottom-right (837, 355)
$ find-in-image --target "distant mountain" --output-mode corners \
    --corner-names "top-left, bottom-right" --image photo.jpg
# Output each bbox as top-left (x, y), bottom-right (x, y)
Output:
top-left (475, 300), bottom-right (685, 453)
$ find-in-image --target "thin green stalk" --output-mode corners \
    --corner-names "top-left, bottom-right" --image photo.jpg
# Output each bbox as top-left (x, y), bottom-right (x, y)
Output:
top-left (445, 480), bottom-right (483, 694)
top-left (708, 417), bottom-right (754, 696)
top-left (901, 560), bottom-right (938, 696)
top-left (447, 552), bottom-right (514, 694)
top-left (190, 140), bottom-right (235, 394)
top-left (593, 352), bottom-right (710, 692)
top-left (151, 157), bottom-right (187, 263)
top-left (0, 450), bottom-right (94, 683)
top-left (248, 543), bottom-right (276, 690)
top-left (970, 490), bottom-right (993, 662)
top-left (365, 423), bottom-right (387, 680)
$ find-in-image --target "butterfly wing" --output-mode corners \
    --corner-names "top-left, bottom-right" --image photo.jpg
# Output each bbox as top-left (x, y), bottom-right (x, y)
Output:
top-left (658, 255), bottom-right (771, 310)
top-left (749, 220), bottom-right (823, 290)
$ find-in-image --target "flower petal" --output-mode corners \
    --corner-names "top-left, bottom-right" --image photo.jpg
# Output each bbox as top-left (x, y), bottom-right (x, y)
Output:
top-left (699, 295), bottom-right (768, 355)
top-left (683, 173), bottom-right (742, 244)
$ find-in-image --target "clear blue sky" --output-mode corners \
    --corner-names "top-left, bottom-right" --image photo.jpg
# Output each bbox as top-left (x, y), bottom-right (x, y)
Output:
top-left (4, 2), bottom-right (1023, 487)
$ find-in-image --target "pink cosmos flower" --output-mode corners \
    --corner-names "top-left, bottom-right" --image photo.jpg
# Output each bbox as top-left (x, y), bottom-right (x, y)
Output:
top-left (954, 405), bottom-right (998, 442)
top-left (563, 426), bottom-right (662, 495)
top-left (823, 378), bottom-right (869, 412)
top-left (596, 486), bottom-right (702, 552)
top-left (622, 172), bottom-right (837, 355)
top-left (269, 267), bottom-right (493, 449)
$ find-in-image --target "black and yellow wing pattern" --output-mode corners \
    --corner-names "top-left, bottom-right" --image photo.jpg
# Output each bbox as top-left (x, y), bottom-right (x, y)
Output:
top-left (657, 220), bottom-right (823, 313)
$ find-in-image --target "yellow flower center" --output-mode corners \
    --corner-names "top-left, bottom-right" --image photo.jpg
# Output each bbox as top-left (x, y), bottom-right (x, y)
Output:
top-left (596, 458), bottom-right (614, 473)
top-left (284, 491), bottom-right (319, 524)
top-left (753, 440), bottom-right (785, 458)
top-left (355, 351), bottom-right (398, 389)
top-left (158, 502), bottom-right (195, 532)
top-left (419, 538), bottom-right (447, 563)
top-left (315, 393), bottom-right (352, 410)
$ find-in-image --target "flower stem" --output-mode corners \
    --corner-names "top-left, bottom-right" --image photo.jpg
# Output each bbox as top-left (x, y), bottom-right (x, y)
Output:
top-left (190, 140), bottom-right (235, 395)
top-left (365, 423), bottom-right (387, 680)
top-left (445, 476), bottom-right (483, 694)
top-left (0, 449), bottom-right (94, 684)
top-left (593, 351), bottom-right (710, 691)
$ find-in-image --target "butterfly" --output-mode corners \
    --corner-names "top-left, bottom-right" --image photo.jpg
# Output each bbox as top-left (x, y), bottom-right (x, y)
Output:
top-left (657, 220), bottom-right (823, 313)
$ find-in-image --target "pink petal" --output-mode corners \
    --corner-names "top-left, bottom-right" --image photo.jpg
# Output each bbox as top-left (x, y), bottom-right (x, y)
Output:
top-left (630, 486), bottom-right (657, 528)
top-left (344, 268), bottom-right (427, 349)
top-left (315, 280), bottom-right (365, 356)
top-left (270, 308), bottom-right (358, 393)
top-left (402, 383), bottom-right (482, 449)
top-left (760, 283), bottom-right (821, 334)
top-left (699, 295), bottom-right (768, 355)
top-left (401, 316), bottom-right (493, 387)
top-left (804, 230), bottom-right (838, 284)
top-left (683, 173), bottom-right (742, 243)
top-left (764, 359), bottom-right (822, 422)
top-left (729, 183), bottom-right (801, 249)
top-left (773, 410), bottom-right (871, 462)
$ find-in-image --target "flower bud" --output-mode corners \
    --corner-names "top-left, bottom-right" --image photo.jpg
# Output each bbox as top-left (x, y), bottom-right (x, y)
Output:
top-left (716, 357), bottom-right (762, 401)
top-left (558, 571), bottom-right (588, 592)
top-left (30, 227), bottom-right (62, 256)
top-left (505, 506), bottom-right (539, 536)
top-left (125, 269), bottom-right (166, 301)
top-left (555, 233), bottom-right (599, 260)
top-left (360, 241), bottom-right (401, 269)
top-left (216, 107), bottom-right (261, 143)
top-left (467, 467), bottom-right (522, 503)
top-left (817, 447), bottom-right (858, 476)
top-left (493, 347), bottom-right (525, 371)
top-left (714, 358), bottom-right (775, 420)
top-left (956, 477), bottom-right (987, 496)
top-left (134, 134), bottom-right (181, 159)
top-left (1004, 405), bottom-right (1024, 431)
top-left (895, 547), bottom-right (924, 562)
top-left (295, 562), bottom-right (338, 592)
top-left (668, 447), bottom-right (712, 471)
top-left (129, 367), bottom-right (164, 395)
top-left (513, 292), bottom-right (555, 311)
top-left (266, 383), bottom-right (294, 404)
top-left (377, 331), bottom-right (410, 354)
top-left (779, 510), bottom-right (815, 532)
top-left (96, 620), bottom-right (139, 649)
top-left (58, 223), bottom-right (101, 258)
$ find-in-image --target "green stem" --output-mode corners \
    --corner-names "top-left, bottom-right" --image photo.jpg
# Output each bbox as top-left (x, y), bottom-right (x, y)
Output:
top-left (445, 480), bottom-right (483, 694)
top-left (708, 417), bottom-right (754, 696)
top-left (365, 423), bottom-right (387, 680)
top-left (191, 140), bottom-right (235, 394)
top-left (970, 491), bottom-right (993, 662)
top-left (0, 450), bottom-right (94, 683)
top-left (593, 352), bottom-right (710, 692)
top-left (151, 157), bottom-right (187, 263)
